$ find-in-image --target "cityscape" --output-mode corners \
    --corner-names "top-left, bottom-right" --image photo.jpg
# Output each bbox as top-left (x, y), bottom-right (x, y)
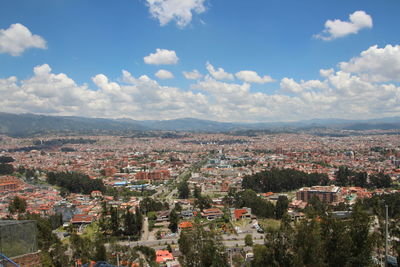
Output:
top-left (1, 0), bottom-right (400, 267)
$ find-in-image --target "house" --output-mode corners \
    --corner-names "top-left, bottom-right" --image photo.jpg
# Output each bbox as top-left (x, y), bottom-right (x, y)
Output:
top-left (70, 214), bottom-right (94, 225)
top-left (287, 210), bottom-right (305, 221)
top-left (201, 208), bottom-right (224, 220)
top-left (180, 209), bottom-right (193, 218)
top-left (231, 207), bottom-right (252, 221)
top-left (156, 210), bottom-right (170, 222)
top-left (156, 250), bottom-right (174, 264)
top-left (91, 190), bottom-right (102, 198)
top-left (178, 221), bottom-right (193, 231)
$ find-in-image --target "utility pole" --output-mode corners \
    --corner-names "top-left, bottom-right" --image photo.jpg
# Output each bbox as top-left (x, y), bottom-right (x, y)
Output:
top-left (117, 253), bottom-right (120, 267)
top-left (385, 205), bottom-right (388, 267)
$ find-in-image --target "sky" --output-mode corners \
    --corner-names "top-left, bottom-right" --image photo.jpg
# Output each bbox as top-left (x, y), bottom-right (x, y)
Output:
top-left (0, 0), bottom-right (400, 122)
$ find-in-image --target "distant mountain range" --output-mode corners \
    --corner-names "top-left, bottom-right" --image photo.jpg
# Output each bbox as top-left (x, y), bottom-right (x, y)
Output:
top-left (0, 112), bottom-right (400, 137)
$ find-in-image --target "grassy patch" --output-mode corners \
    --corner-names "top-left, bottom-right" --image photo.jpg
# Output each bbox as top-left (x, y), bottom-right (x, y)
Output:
top-left (81, 222), bottom-right (100, 241)
top-left (258, 218), bottom-right (281, 232)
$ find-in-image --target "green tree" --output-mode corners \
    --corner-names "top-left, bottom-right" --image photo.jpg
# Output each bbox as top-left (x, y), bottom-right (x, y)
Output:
top-left (244, 234), bottom-right (253, 246)
top-left (321, 215), bottom-right (352, 267)
top-left (195, 195), bottom-right (212, 211)
top-left (8, 196), bottom-right (27, 214)
top-left (0, 163), bottom-right (14, 175)
top-left (110, 206), bottom-right (119, 236)
top-left (193, 185), bottom-right (202, 199)
top-left (293, 219), bottom-right (326, 267)
top-left (178, 224), bottom-right (229, 267)
top-left (94, 242), bottom-right (107, 262)
top-left (0, 156), bottom-right (15, 163)
top-left (275, 195), bottom-right (289, 219)
top-left (178, 180), bottom-right (190, 199)
top-left (370, 172), bottom-right (392, 188)
top-left (252, 244), bottom-right (275, 267)
top-left (174, 202), bottom-right (182, 212)
top-left (347, 203), bottom-right (373, 266)
top-left (135, 206), bottom-right (143, 238)
top-left (124, 207), bottom-right (136, 236)
top-left (70, 233), bottom-right (94, 264)
top-left (353, 172), bottom-right (368, 188)
top-left (335, 166), bottom-right (352, 186)
top-left (169, 209), bottom-right (179, 233)
top-left (305, 195), bottom-right (326, 218)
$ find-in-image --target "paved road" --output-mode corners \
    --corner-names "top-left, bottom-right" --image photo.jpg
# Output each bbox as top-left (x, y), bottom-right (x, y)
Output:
top-left (113, 232), bottom-right (265, 248)
top-left (114, 237), bottom-right (264, 248)
top-left (140, 217), bottom-right (149, 241)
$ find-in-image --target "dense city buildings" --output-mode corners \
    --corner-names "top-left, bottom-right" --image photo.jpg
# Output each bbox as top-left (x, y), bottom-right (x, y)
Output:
top-left (0, 130), bottom-right (399, 266)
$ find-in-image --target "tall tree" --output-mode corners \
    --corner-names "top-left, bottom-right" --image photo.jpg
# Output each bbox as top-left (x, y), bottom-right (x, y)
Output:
top-left (353, 172), bottom-right (368, 188)
top-left (0, 163), bottom-right (14, 175)
top-left (178, 180), bottom-right (190, 199)
top-left (293, 219), bottom-right (326, 267)
top-left (275, 195), bottom-right (289, 219)
top-left (124, 207), bottom-right (136, 236)
top-left (178, 224), bottom-right (229, 267)
top-left (135, 206), bottom-right (143, 238)
top-left (8, 196), bottom-right (27, 214)
top-left (321, 215), bottom-right (352, 267)
top-left (335, 166), bottom-right (352, 187)
top-left (193, 185), bottom-right (202, 199)
top-left (169, 209), bottom-right (179, 233)
top-left (348, 203), bottom-right (373, 266)
top-left (94, 242), bottom-right (107, 262)
top-left (110, 206), bottom-right (119, 236)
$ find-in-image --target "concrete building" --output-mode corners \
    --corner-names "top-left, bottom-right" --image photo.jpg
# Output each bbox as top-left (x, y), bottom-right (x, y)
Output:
top-left (296, 185), bottom-right (342, 204)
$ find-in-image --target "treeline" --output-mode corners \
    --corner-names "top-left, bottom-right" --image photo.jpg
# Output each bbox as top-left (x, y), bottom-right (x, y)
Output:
top-left (0, 156), bottom-right (14, 163)
top-left (335, 166), bottom-right (392, 188)
top-left (33, 138), bottom-right (96, 146)
top-left (99, 202), bottom-right (143, 239)
top-left (252, 204), bottom-right (377, 267)
top-left (140, 197), bottom-right (169, 212)
top-left (362, 192), bottom-right (400, 219)
top-left (0, 163), bottom-right (14, 175)
top-left (47, 172), bottom-right (105, 194)
top-left (242, 168), bottom-right (329, 193)
top-left (14, 211), bottom-right (152, 266)
top-left (224, 189), bottom-right (288, 219)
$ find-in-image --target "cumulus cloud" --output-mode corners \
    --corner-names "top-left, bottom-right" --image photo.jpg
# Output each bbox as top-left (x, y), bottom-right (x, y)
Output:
top-left (315, 11), bottom-right (372, 41)
top-left (1, 44), bottom-right (400, 122)
top-left (0, 64), bottom-right (209, 120)
top-left (280, 78), bottom-right (327, 94)
top-left (235, 70), bottom-right (275, 84)
top-left (319, 68), bottom-right (334, 78)
top-left (145, 0), bottom-right (206, 28)
top-left (0, 23), bottom-right (47, 56)
top-left (183, 69), bottom-right (202, 80)
top-left (155, 69), bottom-right (174, 79)
top-left (144, 48), bottom-right (179, 65)
top-left (206, 62), bottom-right (234, 80)
top-left (339, 44), bottom-right (400, 82)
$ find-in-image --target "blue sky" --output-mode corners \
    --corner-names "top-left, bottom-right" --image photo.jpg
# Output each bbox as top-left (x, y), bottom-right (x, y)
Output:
top-left (1, 0), bottom-right (400, 122)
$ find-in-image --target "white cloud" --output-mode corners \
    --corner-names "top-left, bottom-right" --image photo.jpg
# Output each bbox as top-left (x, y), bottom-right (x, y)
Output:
top-left (183, 69), bottom-right (202, 80)
top-left (155, 69), bottom-right (174, 79)
top-left (319, 68), bottom-right (334, 78)
top-left (339, 44), bottom-right (400, 82)
top-left (280, 78), bottom-right (327, 94)
top-left (2, 44), bottom-right (400, 122)
top-left (0, 23), bottom-right (47, 56)
top-left (144, 48), bottom-right (179, 65)
top-left (235, 70), bottom-right (275, 84)
top-left (206, 62), bottom-right (234, 80)
top-left (146, 0), bottom-right (206, 28)
top-left (315, 11), bottom-right (373, 41)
